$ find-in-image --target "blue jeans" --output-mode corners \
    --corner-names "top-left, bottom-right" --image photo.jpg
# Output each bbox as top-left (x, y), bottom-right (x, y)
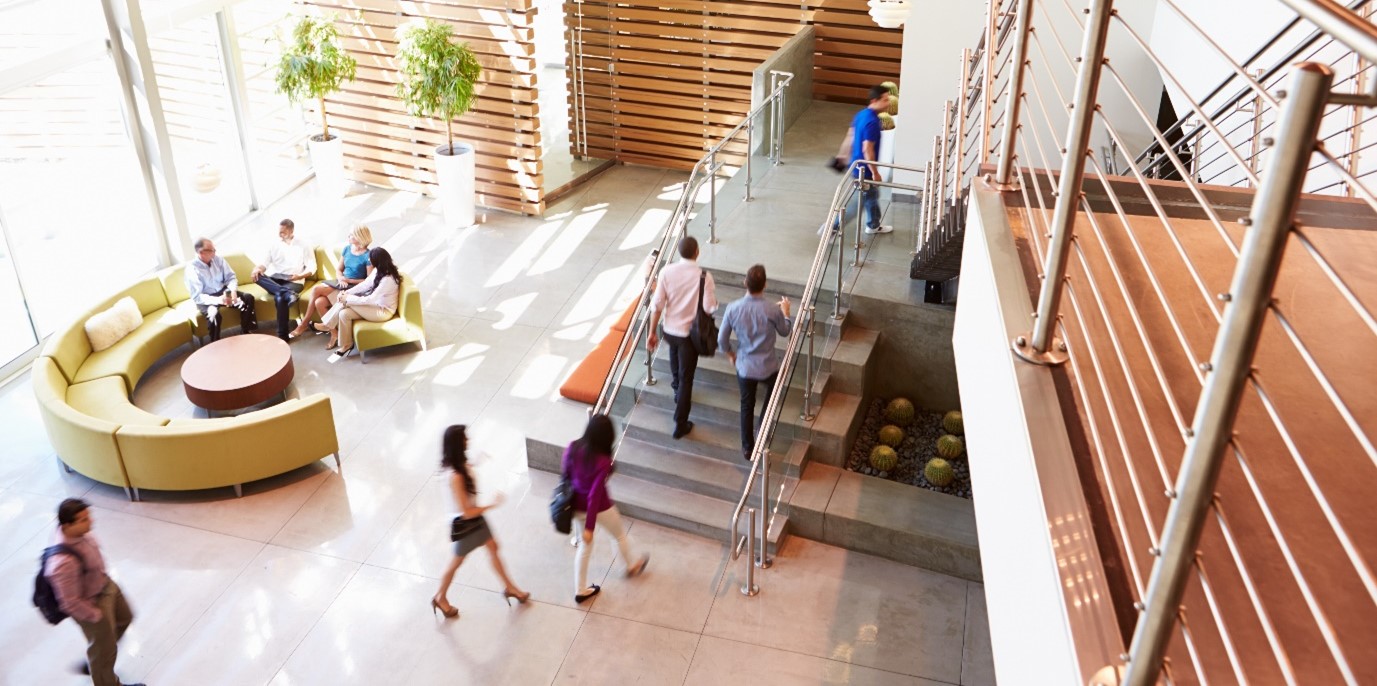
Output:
top-left (835, 177), bottom-right (882, 231)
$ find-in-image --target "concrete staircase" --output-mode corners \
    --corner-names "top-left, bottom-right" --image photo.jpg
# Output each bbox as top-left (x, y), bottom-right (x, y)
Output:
top-left (526, 277), bottom-right (876, 554)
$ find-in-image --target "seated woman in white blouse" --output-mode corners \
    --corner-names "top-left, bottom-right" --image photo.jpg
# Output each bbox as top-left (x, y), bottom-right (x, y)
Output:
top-left (321, 247), bottom-right (402, 361)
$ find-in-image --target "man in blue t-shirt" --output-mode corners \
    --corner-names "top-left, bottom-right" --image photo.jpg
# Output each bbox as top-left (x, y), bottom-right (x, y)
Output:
top-left (844, 85), bottom-right (894, 234)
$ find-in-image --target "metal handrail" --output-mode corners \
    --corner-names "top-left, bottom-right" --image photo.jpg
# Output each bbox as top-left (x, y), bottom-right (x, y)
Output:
top-left (981, 0), bottom-right (1377, 682)
top-left (728, 159), bottom-right (923, 571)
top-left (590, 72), bottom-right (795, 418)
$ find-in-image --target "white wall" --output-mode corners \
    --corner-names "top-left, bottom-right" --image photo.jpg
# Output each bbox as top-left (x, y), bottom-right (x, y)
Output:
top-left (893, 1), bottom-right (988, 190)
top-left (1149, 0), bottom-right (1295, 115)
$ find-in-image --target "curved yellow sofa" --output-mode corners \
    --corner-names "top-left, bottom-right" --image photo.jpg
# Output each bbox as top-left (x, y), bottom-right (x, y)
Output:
top-left (35, 253), bottom-right (341, 501)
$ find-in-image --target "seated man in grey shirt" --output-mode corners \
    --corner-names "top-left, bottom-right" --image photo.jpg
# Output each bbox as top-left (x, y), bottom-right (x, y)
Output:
top-left (717, 264), bottom-right (793, 460)
top-left (185, 237), bottom-right (256, 341)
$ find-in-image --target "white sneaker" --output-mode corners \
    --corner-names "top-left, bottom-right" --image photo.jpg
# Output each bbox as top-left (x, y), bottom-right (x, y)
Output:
top-left (864, 225), bottom-right (894, 234)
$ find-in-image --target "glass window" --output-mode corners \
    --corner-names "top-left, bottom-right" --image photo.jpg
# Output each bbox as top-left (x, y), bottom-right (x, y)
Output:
top-left (0, 0), bottom-right (106, 68)
top-left (233, 1), bottom-right (314, 203)
top-left (147, 14), bottom-right (254, 236)
top-left (0, 55), bottom-right (161, 336)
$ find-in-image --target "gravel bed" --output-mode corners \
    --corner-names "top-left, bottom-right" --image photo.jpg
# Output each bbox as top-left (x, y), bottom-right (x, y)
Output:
top-left (845, 398), bottom-right (972, 499)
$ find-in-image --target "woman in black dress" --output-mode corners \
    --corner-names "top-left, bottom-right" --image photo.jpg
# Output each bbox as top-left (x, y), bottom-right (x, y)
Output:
top-left (432, 425), bottom-right (529, 619)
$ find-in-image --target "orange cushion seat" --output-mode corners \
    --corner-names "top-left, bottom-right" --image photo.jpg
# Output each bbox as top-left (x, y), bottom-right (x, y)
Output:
top-left (559, 298), bottom-right (641, 405)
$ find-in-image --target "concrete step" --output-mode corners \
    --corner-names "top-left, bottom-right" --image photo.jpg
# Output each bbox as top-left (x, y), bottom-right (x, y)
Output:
top-left (625, 403), bottom-right (754, 464)
top-left (614, 436), bottom-right (750, 501)
top-left (639, 374), bottom-right (862, 466)
top-left (649, 344), bottom-right (833, 398)
top-left (578, 471), bottom-right (790, 554)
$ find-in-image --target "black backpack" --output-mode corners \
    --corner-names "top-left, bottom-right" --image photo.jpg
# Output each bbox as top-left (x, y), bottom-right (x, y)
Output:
top-left (550, 471), bottom-right (573, 535)
top-left (689, 271), bottom-right (718, 357)
top-left (33, 544), bottom-right (82, 624)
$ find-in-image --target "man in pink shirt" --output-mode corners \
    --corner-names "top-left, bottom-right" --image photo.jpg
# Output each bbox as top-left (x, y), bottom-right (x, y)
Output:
top-left (648, 236), bottom-right (718, 439)
top-left (45, 499), bottom-right (142, 686)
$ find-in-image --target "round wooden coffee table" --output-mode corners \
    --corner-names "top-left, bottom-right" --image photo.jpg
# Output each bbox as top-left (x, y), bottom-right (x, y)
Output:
top-left (182, 333), bottom-right (294, 412)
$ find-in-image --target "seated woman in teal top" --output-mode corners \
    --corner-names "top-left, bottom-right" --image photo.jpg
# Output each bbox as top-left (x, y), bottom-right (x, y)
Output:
top-left (289, 224), bottom-right (373, 339)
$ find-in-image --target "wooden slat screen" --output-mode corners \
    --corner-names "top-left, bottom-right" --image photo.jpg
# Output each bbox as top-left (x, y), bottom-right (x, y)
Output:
top-left (566, 0), bottom-right (901, 169)
top-left (302, 0), bottom-right (544, 215)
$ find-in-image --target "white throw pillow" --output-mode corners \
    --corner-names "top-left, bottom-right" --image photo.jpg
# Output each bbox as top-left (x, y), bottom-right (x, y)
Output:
top-left (84, 297), bottom-right (143, 352)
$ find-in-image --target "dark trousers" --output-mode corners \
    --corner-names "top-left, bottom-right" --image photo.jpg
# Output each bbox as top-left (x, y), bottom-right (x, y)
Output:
top-left (664, 332), bottom-right (699, 432)
top-left (738, 371), bottom-right (778, 457)
top-left (73, 580), bottom-right (133, 686)
top-left (254, 276), bottom-right (303, 338)
top-left (197, 290), bottom-right (257, 342)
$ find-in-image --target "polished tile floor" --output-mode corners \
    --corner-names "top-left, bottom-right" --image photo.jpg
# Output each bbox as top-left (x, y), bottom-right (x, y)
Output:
top-left (0, 159), bottom-right (994, 685)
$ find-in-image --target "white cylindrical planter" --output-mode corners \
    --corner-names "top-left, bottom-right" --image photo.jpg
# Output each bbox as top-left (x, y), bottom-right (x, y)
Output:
top-left (435, 142), bottom-right (476, 227)
top-left (879, 115), bottom-right (898, 183)
top-left (308, 135), bottom-right (347, 198)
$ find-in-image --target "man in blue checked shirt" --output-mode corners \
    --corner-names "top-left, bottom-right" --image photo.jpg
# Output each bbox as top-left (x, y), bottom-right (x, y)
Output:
top-left (185, 237), bottom-right (257, 342)
top-left (717, 264), bottom-right (794, 461)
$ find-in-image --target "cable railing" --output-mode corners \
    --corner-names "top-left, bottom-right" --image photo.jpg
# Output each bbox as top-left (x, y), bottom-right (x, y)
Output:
top-left (590, 71), bottom-right (795, 425)
top-left (913, 0), bottom-right (1020, 277)
top-left (971, 0), bottom-right (1377, 683)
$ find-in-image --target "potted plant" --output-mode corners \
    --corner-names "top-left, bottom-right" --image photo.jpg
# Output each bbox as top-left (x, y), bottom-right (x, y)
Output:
top-left (395, 19), bottom-right (483, 227)
top-left (275, 15), bottom-right (357, 198)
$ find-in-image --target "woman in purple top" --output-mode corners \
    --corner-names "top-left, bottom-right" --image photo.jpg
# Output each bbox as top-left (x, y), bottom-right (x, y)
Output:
top-left (563, 414), bottom-right (650, 602)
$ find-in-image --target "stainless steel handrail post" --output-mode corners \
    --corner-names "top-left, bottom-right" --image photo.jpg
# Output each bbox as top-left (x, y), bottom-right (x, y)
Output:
top-left (852, 177), bottom-right (865, 267)
top-left (954, 49), bottom-right (971, 203)
top-left (742, 508), bottom-right (759, 596)
top-left (778, 70), bottom-right (789, 164)
top-left (993, 0), bottom-right (1034, 189)
top-left (927, 135), bottom-right (941, 242)
top-left (1013, 0), bottom-right (1114, 366)
top-left (645, 338), bottom-right (656, 386)
top-left (938, 100), bottom-right (952, 206)
top-left (801, 306), bottom-right (816, 421)
top-left (834, 205), bottom-right (845, 320)
top-left (745, 117), bottom-right (754, 202)
top-left (1248, 70), bottom-right (1265, 183)
top-left (980, 0), bottom-right (998, 165)
top-left (758, 448), bottom-right (772, 568)
top-left (1122, 61), bottom-right (1334, 686)
top-left (708, 149), bottom-right (719, 244)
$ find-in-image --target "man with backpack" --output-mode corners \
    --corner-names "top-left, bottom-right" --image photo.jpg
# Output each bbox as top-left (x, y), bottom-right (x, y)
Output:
top-left (38, 498), bottom-right (142, 686)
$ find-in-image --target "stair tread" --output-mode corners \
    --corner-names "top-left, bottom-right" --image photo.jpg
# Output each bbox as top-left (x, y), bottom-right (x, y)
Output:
top-left (627, 404), bottom-right (750, 458)
top-left (642, 370), bottom-right (859, 435)
top-left (615, 436), bottom-right (750, 489)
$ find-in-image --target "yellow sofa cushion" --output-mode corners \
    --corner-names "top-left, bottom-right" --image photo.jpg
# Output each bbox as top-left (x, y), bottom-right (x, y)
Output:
top-left (117, 394), bottom-right (338, 492)
top-left (67, 376), bottom-right (169, 427)
top-left (72, 307), bottom-right (193, 391)
top-left (42, 276), bottom-right (174, 382)
top-left (31, 358), bottom-right (131, 489)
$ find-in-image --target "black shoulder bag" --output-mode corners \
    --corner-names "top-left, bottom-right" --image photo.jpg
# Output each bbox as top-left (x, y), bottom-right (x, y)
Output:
top-left (689, 271), bottom-right (718, 357)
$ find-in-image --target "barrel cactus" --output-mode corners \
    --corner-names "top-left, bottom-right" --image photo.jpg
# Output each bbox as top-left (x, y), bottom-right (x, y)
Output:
top-left (880, 81), bottom-right (899, 97)
top-left (924, 458), bottom-right (955, 487)
top-left (943, 410), bottom-right (964, 435)
top-left (883, 397), bottom-right (915, 426)
top-left (878, 424), bottom-right (904, 447)
top-left (869, 445), bottom-right (898, 472)
top-left (937, 434), bottom-right (964, 459)
top-left (887, 94), bottom-right (899, 116)
top-left (878, 112), bottom-right (895, 131)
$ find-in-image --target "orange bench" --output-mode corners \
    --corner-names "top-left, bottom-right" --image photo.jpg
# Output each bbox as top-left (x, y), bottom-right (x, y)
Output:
top-left (559, 299), bottom-right (640, 404)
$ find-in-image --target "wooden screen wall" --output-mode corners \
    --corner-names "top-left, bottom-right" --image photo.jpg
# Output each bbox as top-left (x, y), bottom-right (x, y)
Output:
top-left (565, 0), bottom-right (901, 169)
top-left (303, 0), bottom-right (544, 214)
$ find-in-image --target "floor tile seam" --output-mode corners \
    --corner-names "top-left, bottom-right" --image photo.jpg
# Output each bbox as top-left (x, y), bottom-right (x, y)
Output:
top-left (679, 632), bottom-right (706, 686)
top-left (266, 561), bottom-right (367, 686)
top-left (695, 628), bottom-right (962, 685)
top-left (546, 604), bottom-right (594, 686)
top-left (261, 472), bottom-right (333, 545)
top-left (140, 538), bottom-right (271, 681)
top-left (959, 582), bottom-right (974, 686)
top-left (692, 633), bottom-right (964, 685)
top-left (333, 384), bottom-right (411, 465)
top-left (0, 508), bottom-right (56, 569)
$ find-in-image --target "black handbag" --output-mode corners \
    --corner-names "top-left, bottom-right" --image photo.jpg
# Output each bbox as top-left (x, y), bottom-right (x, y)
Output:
top-left (689, 271), bottom-right (718, 357)
top-left (450, 516), bottom-right (485, 542)
top-left (550, 471), bottom-right (573, 534)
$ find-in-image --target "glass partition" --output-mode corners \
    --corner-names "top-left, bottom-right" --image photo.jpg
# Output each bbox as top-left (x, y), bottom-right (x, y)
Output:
top-left (0, 55), bottom-right (160, 337)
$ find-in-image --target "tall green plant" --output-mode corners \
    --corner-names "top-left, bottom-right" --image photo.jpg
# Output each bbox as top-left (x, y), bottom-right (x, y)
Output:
top-left (274, 15), bottom-right (357, 141)
top-left (395, 20), bottom-right (483, 154)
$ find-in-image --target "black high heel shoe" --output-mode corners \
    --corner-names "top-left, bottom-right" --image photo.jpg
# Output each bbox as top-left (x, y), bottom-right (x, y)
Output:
top-left (574, 585), bottom-right (601, 604)
top-left (327, 346), bottom-right (354, 363)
